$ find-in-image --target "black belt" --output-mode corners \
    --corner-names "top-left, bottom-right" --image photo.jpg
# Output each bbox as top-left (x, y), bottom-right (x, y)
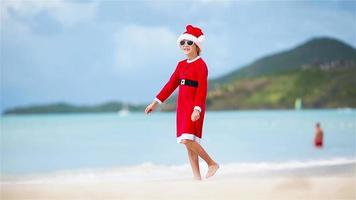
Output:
top-left (180, 79), bottom-right (198, 87)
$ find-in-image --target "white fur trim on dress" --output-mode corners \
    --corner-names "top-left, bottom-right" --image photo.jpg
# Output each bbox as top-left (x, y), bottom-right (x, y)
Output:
top-left (177, 33), bottom-right (203, 50)
top-left (193, 106), bottom-right (202, 112)
top-left (187, 56), bottom-right (201, 63)
top-left (177, 133), bottom-right (201, 144)
top-left (154, 97), bottom-right (162, 104)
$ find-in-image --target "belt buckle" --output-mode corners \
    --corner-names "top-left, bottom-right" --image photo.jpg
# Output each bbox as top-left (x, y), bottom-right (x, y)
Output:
top-left (180, 79), bottom-right (185, 85)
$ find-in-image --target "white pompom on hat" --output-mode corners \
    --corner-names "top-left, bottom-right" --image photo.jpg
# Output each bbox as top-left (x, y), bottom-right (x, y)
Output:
top-left (177, 25), bottom-right (205, 50)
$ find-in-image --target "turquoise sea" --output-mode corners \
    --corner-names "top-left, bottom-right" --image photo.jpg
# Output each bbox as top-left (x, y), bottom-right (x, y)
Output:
top-left (1, 109), bottom-right (355, 177)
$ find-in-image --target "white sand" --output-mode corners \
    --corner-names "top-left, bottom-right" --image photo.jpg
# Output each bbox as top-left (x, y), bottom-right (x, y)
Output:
top-left (1, 176), bottom-right (355, 200)
top-left (1, 162), bottom-right (355, 200)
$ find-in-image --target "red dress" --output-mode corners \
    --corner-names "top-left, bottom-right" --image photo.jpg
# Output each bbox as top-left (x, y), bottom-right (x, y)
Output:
top-left (155, 56), bottom-right (208, 143)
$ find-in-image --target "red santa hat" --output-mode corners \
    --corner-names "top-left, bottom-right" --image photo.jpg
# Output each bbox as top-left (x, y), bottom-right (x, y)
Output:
top-left (177, 25), bottom-right (205, 50)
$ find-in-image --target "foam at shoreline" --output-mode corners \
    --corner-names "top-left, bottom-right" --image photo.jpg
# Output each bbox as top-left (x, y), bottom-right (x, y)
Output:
top-left (1, 157), bottom-right (355, 184)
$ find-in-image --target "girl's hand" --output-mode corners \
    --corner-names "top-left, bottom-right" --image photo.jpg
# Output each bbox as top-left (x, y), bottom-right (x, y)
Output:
top-left (145, 101), bottom-right (158, 114)
top-left (191, 109), bottom-right (200, 121)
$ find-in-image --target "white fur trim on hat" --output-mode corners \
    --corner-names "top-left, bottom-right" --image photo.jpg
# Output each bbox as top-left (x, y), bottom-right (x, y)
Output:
top-left (198, 35), bottom-right (205, 43)
top-left (177, 33), bottom-right (203, 50)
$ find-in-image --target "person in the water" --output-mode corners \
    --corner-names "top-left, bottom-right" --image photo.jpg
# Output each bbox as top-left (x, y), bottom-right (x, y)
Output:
top-left (314, 122), bottom-right (324, 148)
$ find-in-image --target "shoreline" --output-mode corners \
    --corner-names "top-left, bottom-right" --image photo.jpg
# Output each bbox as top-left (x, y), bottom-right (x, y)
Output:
top-left (1, 162), bottom-right (355, 200)
top-left (2, 107), bottom-right (355, 116)
top-left (2, 160), bottom-right (355, 182)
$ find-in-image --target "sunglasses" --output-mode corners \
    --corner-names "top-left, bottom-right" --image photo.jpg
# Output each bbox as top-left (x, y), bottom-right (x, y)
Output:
top-left (180, 40), bottom-right (194, 46)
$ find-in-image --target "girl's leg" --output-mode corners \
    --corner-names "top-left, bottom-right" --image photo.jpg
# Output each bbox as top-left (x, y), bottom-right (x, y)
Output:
top-left (186, 146), bottom-right (202, 180)
top-left (182, 139), bottom-right (219, 178)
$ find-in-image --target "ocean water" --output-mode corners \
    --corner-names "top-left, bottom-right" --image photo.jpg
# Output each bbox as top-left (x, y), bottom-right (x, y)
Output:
top-left (1, 109), bottom-right (355, 177)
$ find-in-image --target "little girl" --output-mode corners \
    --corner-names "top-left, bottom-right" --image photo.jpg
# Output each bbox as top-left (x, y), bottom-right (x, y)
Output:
top-left (145, 25), bottom-right (219, 180)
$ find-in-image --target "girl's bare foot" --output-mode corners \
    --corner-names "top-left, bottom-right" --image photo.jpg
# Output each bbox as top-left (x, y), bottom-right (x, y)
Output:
top-left (194, 176), bottom-right (202, 181)
top-left (206, 163), bottom-right (219, 179)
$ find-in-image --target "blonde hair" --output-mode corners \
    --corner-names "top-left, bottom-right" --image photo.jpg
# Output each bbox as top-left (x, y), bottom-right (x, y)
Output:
top-left (196, 45), bottom-right (201, 56)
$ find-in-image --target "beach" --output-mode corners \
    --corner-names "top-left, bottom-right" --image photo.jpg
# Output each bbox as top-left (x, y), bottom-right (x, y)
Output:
top-left (2, 177), bottom-right (355, 200)
top-left (2, 1), bottom-right (356, 199)
top-left (1, 162), bottom-right (355, 200)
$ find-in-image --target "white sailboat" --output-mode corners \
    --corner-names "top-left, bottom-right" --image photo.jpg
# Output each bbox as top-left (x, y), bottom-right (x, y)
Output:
top-left (118, 104), bottom-right (130, 116)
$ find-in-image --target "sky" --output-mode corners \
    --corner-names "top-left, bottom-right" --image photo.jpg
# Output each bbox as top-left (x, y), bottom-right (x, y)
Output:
top-left (1, 0), bottom-right (355, 112)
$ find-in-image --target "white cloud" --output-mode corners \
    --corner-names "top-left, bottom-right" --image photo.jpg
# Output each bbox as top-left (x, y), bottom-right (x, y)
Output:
top-left (1, 0), bottom-right (98, 28)
top-left (2, 1), bottom-right (355, 111)
top-left (113, 24), bottom-right (179, 74)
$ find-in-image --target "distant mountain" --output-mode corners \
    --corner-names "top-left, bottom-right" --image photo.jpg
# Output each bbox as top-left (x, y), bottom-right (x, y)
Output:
top-left (211, 37), bottom-right (356, 86)
top-left (206, 37), bottom-right (356, 109)
top-left (2, 102), bottom-right (146, 115)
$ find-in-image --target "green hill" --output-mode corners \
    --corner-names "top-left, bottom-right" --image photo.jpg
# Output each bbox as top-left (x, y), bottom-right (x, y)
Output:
top-left (207, 66), bottom-right (356, 110)
top-left (206, 37), bottom-right (356, 109)
top-left (211, 37), bottom-right (356, 86)
top-left (2, 102), bottom-right (146, 115)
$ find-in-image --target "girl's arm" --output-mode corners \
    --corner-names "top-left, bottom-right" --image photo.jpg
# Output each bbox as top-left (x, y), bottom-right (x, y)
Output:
top-left (146, 64), bottom-right (179, 114)
top-left (155, 65), bottom-right (180, 104)
top-left (194, 63), bottom-right (208, 113)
